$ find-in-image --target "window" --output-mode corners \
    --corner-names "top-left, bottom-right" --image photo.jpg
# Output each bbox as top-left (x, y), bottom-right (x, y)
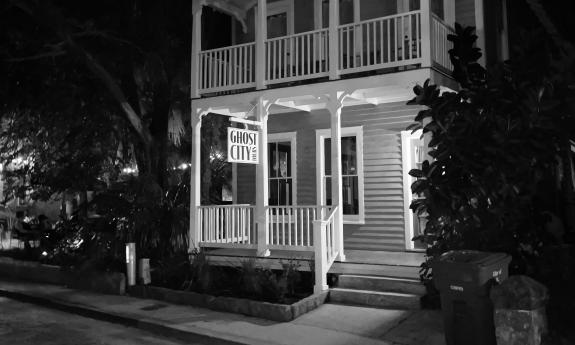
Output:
top-left (316, 127), bottom-right (364, 223)
top-left (268, 132), bottom-right (297, 206)
top-left (402, 130), bottom-right (426, 250)
top-left (266, 0), bottom-right (294, 38)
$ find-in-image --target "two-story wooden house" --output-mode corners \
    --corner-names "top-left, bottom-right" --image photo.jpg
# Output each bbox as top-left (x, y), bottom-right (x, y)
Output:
top-left (189, 0), bottom-right (508, 303)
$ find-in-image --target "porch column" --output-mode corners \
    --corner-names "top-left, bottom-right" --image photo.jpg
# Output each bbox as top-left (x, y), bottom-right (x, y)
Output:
top-left (328, 0), bottom-right (339, 80)
top-left (327, 93), bottom-right (346, 262)
top-left (191, 0), bottom-right (203, 98)
top-left (189, 107), bottom-right (205, 252)
top-left (474, 0), bottom-right (486, 66)
top-left (256, 97), bottom-right (270, 256)
top-left (255, 0), bottom-right (267, 90)
top-left (420, 0), bottom-right (432, 68)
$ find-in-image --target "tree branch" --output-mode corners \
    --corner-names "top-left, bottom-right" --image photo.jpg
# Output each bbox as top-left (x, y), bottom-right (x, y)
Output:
top-left (4, 50), bottom-right (66, 62)
top-left (65, 36), bottom-right (154, 147)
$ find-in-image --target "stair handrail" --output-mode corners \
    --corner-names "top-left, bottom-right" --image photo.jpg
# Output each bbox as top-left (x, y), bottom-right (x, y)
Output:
top-left (312, 205), bottom-right (339, 294)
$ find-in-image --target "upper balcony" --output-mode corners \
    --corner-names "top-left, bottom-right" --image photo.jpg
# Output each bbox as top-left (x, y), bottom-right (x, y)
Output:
top-left (191, 0), bottom-right (454, 98)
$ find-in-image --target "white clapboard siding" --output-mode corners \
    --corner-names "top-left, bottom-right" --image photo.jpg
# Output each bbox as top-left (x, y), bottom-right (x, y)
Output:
top-left (235, 102), bottom-right (420, 251)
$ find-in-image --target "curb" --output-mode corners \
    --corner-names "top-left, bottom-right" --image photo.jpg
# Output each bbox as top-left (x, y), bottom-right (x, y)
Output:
top-left (0, 287), bottom-right (251, 345)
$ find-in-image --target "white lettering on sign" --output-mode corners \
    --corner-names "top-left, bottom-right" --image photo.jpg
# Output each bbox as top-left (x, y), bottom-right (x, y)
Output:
top-left (450, 285), bottom-right (464, 291)
top-left (492, 269), bottom-right (502, 278)
top-left (227, 127), bottom-right (259, 164)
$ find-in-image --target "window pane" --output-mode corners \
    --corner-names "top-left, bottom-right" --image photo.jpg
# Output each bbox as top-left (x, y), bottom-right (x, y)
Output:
top-left (339, 0), bottom-right (354, 24)
top-left (342, 176), bottom-right (359, 215)
top-left (278, 179), bottom-right (292, 205)
top-left (324, 177), bottom-right (332, 206)
top-left (342, 136), bottom-right (357, 175)
top-left (268, 143), bottom-right (277, 178)
top-left (324, 138), bottom-right (331, 175)
top-left (277, 141), bottom-right (291, 177)
top-left (267, 13), bottom-right (287, 39)
top-left (269, 179), bottom-right (279, 205)
top-left (431, 0), bottom-right (444, 19)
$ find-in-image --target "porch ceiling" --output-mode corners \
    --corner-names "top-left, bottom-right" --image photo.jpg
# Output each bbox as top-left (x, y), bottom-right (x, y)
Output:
top-left (192, 68), bottom-right (435, 119)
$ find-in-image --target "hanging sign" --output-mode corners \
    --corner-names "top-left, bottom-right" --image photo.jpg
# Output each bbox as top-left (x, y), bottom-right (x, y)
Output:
top-left (227, 127), bottom-right (259, 164)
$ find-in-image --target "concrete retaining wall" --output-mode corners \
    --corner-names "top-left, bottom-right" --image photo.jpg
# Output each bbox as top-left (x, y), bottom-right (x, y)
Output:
top-left (0, 257), bottom-right (125, 295)
top-left (129, 285), bottom-right (328, 322)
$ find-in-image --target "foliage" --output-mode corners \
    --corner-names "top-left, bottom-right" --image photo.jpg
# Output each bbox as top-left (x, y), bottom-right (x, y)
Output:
top-left (407, 24), bottom-right (575, 278)
top-left (87, 173), bottom-right (190, 261)
top-left (176, 254), bottom-right (311, 304)
top-left (40, 216), bottom-right (124, 272)
top-left (0, 0), bottom-right (196, 194)
top-left (186, 250), bottom-right (212, 293)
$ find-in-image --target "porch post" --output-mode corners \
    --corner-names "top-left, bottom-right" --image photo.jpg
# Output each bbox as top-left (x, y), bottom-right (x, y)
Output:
top-left (327, 93), bottom-right (346, 261)
top-left (420, 0), bottom-right (432, 68)
top-left (328, 0), bottom-right (339, 80)
top-left (191, 0), bottom-right (203, 98)
top-left (256, 97), bottom-right (270, 256)
top-left (189, 106), bottom-right (205, 253)
top-left (255, 0), bottom-right (267, 90)
top-left (474, 0), bottom-right (486, 66)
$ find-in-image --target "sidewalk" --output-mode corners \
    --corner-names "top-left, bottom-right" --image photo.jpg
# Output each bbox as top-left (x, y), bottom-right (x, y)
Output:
top-left (0, 279), bottom-right (445, 345)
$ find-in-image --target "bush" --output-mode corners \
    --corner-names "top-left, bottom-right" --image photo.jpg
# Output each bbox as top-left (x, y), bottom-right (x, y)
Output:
top-left (408, 25), bottom-right (575, 278)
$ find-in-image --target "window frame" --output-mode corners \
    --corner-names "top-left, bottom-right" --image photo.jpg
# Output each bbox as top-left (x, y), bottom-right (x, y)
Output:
top-left (401, 129), bottom-right (426, 251)
top-left (268, 131), bottom-right (297, 206)
top-left (315, 126), bottom-right (365, 224)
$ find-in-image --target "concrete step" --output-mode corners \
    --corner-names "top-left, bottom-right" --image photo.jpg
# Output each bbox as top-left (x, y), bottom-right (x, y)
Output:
top-left (329, 262), bottom-right (420, 279)
top-left (337, 274), bottom-right (426, 295)
top-left (329, 288), bottom-right (421, 310)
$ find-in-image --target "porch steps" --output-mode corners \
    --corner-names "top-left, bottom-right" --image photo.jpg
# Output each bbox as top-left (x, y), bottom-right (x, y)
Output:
top-left (329, 288), bottom-right (421, 309)
top-left (329, 274), bottom-right (424, 309)
top-left (337, 274), bottom-right (426, 295)
top-left (329, 262), bottom-right (420, 279)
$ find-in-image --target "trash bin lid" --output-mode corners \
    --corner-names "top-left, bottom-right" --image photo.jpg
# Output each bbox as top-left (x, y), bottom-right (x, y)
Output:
top-left (439, 250), bottom-right (509, 267)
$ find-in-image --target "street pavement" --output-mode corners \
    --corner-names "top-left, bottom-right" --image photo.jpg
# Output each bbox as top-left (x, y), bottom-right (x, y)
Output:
top-left (0, 297), bottom-right (234, 345)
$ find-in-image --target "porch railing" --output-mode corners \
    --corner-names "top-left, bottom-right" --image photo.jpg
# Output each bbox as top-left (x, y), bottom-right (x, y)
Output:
top-left (430, 14), bottom-right (454, 72)
top-left (313, 205), bottom-right (339, 293)
top-left (338, 10), bottom-right (422, 74)
top-left (198, 205), bottom-right (256, 248)
top-left (266, 205), bottom-right (331, 251)
top-left (265, 28), bottom-right (329, 84)
top-left (194, 9), bottom-right (456, 95)
top-left (199, 42), bottom-right (256, 93)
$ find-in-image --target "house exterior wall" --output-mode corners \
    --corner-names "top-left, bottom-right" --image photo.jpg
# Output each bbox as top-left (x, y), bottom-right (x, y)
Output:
top-left (236, 102), bottom-right (420, 251)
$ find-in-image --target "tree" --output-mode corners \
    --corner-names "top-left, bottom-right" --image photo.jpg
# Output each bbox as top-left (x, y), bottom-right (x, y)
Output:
top-left (408, 24), bottom-right (575, 274)
top-left (0, 0), bottom-right (194, 196)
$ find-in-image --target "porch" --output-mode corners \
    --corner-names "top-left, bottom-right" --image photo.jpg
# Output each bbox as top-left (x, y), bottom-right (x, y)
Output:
top-left (191, 0), bottom-right (454, 97)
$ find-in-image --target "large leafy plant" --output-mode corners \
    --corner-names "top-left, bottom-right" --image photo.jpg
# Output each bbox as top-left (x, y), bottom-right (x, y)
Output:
top-left (408, 24), bottom-right (575, 276)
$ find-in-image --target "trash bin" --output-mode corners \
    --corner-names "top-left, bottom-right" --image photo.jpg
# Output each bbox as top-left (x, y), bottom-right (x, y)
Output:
top-left (432, 250), bottom-right (512, 345)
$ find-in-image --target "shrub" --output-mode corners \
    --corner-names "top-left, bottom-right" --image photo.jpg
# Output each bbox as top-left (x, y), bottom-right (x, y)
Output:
top-left (408, 25), bottom-right (575, 278)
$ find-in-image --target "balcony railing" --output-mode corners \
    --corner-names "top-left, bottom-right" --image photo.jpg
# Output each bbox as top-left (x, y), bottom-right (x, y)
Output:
top-left (338, 10), bottom-right (422, 73)
top-left (430, 14), bottom-right (454, 72)
top-left (195, 9), bottom-right (453, 95)
top-left (199, 42), bottom-right (256, 93)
